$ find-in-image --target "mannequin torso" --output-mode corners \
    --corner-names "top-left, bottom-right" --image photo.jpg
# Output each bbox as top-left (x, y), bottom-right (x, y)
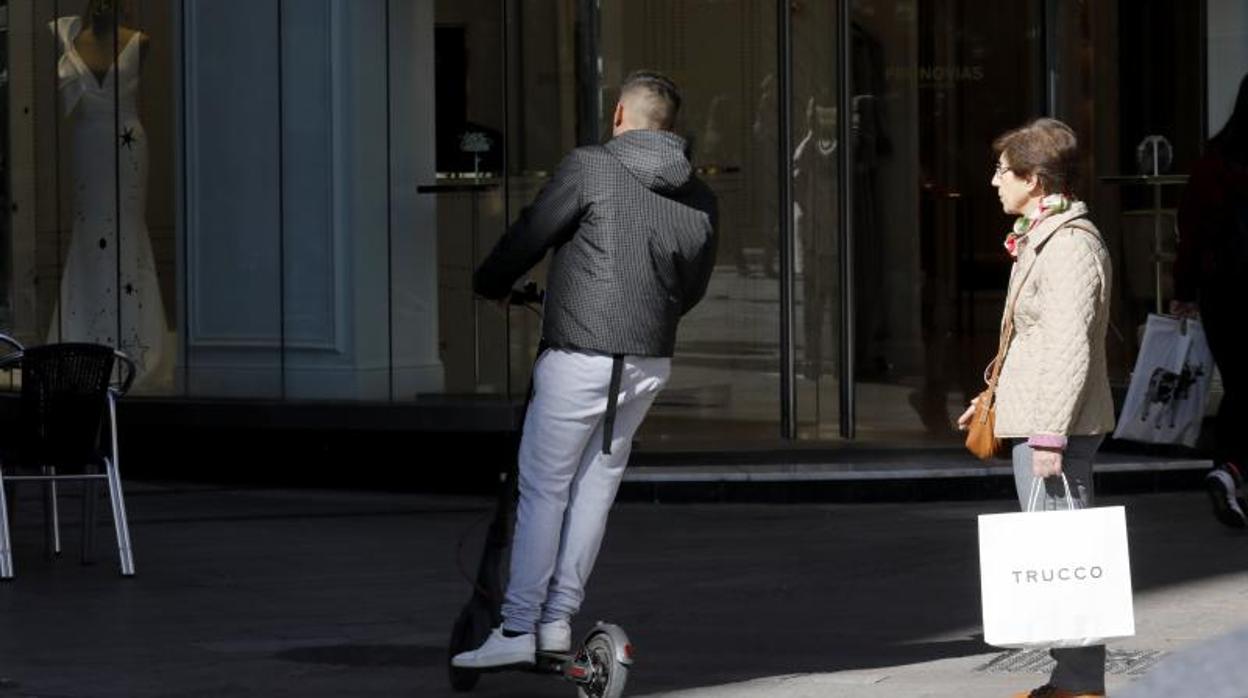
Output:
top-left (72, 21), bottom-right (148, 85)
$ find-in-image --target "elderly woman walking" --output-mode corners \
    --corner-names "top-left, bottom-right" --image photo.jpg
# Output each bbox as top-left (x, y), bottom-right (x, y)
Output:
top-left (960, 118), bottom-right (1116, 698)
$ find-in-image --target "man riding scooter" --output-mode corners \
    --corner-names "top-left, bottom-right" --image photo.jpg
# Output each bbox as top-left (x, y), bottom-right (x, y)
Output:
top-left (452, 71), bottom-right (718, 669)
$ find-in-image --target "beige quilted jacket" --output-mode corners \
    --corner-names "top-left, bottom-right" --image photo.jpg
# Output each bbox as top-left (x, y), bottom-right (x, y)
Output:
top-left (993, 202), bottom-right (1117, 439)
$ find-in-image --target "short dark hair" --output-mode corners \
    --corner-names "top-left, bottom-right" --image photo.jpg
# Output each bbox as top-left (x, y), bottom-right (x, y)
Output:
top-left (620, 70), bottom-right (682, 130)
top-left (993, 118), bottom-right (1080, 195)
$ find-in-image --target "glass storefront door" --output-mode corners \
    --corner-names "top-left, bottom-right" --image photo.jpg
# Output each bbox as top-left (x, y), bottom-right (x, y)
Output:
top-left (583, 0), bottom-right (1053, 446)
top-left (482, 0), bottom-right (1052, 447)
top-left (595, 0), bottom-right (787, 448)
top-left (847, 0), bottom-right (1047, 444)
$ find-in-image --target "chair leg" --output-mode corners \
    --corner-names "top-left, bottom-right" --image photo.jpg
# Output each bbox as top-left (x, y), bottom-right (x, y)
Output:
top-left (103, 457), bottom-right (135, 577)
top-left (82, 475), bottom-right (99, 565)
top-left (43, 466), bottom-right (62, 559)
top-left (0, 468), bottom-right (13, 579)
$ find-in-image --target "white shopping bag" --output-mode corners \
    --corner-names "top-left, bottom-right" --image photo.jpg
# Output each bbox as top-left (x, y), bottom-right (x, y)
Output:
top-left (979, 479), bottom-right (1135, 649)
top-left (1114, 314), bottom-right (1215, 447)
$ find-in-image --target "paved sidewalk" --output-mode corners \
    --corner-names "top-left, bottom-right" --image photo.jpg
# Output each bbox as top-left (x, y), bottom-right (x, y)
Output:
top-left (0, 481), bottom-right (1244, 697)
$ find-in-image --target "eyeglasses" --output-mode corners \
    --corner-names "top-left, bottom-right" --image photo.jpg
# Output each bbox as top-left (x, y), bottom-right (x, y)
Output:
top-left (993, 162), bottom-right (1013, 178)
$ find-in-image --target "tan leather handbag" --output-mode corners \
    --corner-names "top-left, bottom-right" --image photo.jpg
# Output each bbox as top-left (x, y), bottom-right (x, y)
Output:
top-left (966, 247), bottom-right (1039, 460)
top-left (965, 399), bottom-right (1003, 459)
top-left (966, 340), bottom-right (1010, 460)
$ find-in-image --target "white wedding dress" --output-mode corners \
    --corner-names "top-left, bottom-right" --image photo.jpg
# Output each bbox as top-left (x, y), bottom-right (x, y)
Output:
top-left (50, 16), bottom-right (171, 391)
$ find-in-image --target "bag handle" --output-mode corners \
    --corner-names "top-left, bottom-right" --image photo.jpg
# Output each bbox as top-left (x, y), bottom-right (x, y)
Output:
top-left (1027, 472), bottom-right (1078, 512)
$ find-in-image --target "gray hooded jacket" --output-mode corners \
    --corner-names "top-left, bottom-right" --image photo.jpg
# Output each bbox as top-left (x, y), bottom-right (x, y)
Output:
top-left (474, 129), bottom-right (718, 357)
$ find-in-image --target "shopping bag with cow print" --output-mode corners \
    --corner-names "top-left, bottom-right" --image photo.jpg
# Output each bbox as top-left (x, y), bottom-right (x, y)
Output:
top-left (979, 478), bottom-right (1135, 649)
top-left (1113, 313), bottom-right (1215, 447)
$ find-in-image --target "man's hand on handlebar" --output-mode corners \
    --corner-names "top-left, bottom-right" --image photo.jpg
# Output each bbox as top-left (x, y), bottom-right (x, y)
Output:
top-left (476, 281), bottom-right (543, 312)
top-left (508, 281), bottom-right (544, 307)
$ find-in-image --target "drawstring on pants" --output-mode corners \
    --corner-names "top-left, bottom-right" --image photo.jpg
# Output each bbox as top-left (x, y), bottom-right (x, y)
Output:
top-left (602, 355), bottom-right (624, 454)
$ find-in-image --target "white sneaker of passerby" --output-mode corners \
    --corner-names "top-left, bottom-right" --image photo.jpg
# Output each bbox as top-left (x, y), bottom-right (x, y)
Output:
top-left (451, 628), bottom-right (535, 668)
top-left (1206, 466), bottom-right (1247, 529)
top-left (538, 619), bottom-right (572, 653)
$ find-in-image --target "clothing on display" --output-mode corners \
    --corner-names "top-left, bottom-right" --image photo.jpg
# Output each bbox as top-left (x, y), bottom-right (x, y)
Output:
top-left (793, 107), bottom-right (839, 380)
top-left (50, 16), bottom-right (171, 391)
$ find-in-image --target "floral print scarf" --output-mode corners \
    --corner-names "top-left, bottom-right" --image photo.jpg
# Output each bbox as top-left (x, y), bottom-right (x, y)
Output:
top-left (1003, 193), bottom-right (1073, 259)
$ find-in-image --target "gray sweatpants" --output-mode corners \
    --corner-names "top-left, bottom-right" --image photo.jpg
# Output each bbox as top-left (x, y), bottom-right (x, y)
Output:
top-left (1011, 435), bottom-right (1107, 694)
top-left (501, 349), bottom-right (670, 634)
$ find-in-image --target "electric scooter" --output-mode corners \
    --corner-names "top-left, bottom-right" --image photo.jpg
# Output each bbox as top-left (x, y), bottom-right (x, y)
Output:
top-left (446, 283), bottom-right (634, 698)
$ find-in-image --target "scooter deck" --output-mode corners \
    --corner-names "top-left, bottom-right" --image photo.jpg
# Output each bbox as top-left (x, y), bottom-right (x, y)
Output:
top-left (457, 651), bottom-right (572, 674)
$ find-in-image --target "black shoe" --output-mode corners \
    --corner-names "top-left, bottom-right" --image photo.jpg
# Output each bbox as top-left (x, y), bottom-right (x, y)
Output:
top-left (1012, 685), bottom-right (1104, 698)
top-left (1206, 466), bottom-right (1247, 529)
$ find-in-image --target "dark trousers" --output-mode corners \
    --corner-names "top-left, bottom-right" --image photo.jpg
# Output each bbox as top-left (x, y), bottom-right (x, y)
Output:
top-left (1202, 288), bottom-right (1247, 468)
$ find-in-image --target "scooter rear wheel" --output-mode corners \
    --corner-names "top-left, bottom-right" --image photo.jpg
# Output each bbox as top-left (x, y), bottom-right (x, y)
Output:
top-left (447, 602), bottom-right (492, 692)
top-left (576, 632), bottom-right (629, 698)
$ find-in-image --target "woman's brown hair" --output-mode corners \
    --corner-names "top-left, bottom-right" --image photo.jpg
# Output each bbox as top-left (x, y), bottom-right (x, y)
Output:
top-left (993, 118), bottom-right (1080, 195)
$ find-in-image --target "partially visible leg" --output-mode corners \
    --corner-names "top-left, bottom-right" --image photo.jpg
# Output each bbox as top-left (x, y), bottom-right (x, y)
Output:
top-left (541, 356), bottom-right (670, 624)
top-left (500, 350), bottom-right (612, 634)
top-left (1012, 436), bottom-right (1107, 695)
top-left (1203, 287), bottom-right (1247, 465)
top-left (1049, 645), bottom-right (1107, 695)
top-left (1199, 295), bottom-right (1248, 527)
top-left (453, 350), bottom-right (614, 670)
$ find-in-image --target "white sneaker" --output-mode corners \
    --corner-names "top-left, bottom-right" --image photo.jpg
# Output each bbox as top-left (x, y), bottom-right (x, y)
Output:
top-left (451, 628), bottom-right (535, 668)
top-left (538, 619), bottom-right (572, 653)
top-left (1207, 467), bottom-right (1247, 529)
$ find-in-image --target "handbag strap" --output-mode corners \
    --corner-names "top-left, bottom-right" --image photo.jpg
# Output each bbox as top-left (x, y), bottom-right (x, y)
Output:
top-left (981, 215), bottom-right (1099, 402)
top-left (981, 260), bottom-right (1037, 400)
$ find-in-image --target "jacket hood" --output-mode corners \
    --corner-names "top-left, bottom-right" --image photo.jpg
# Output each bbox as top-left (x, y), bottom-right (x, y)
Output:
top-left (605, 129), bottom-right (693, 195)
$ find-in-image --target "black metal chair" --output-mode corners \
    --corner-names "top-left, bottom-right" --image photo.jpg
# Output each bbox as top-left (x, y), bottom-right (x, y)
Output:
top-left (0, 336), bottom-right (137, 578)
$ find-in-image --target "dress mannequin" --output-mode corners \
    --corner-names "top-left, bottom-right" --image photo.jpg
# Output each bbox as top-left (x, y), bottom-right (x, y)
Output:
top-left (48, 0), bottom-right (171, 391)
top-left (793, 97), bottom-right (839, 382)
